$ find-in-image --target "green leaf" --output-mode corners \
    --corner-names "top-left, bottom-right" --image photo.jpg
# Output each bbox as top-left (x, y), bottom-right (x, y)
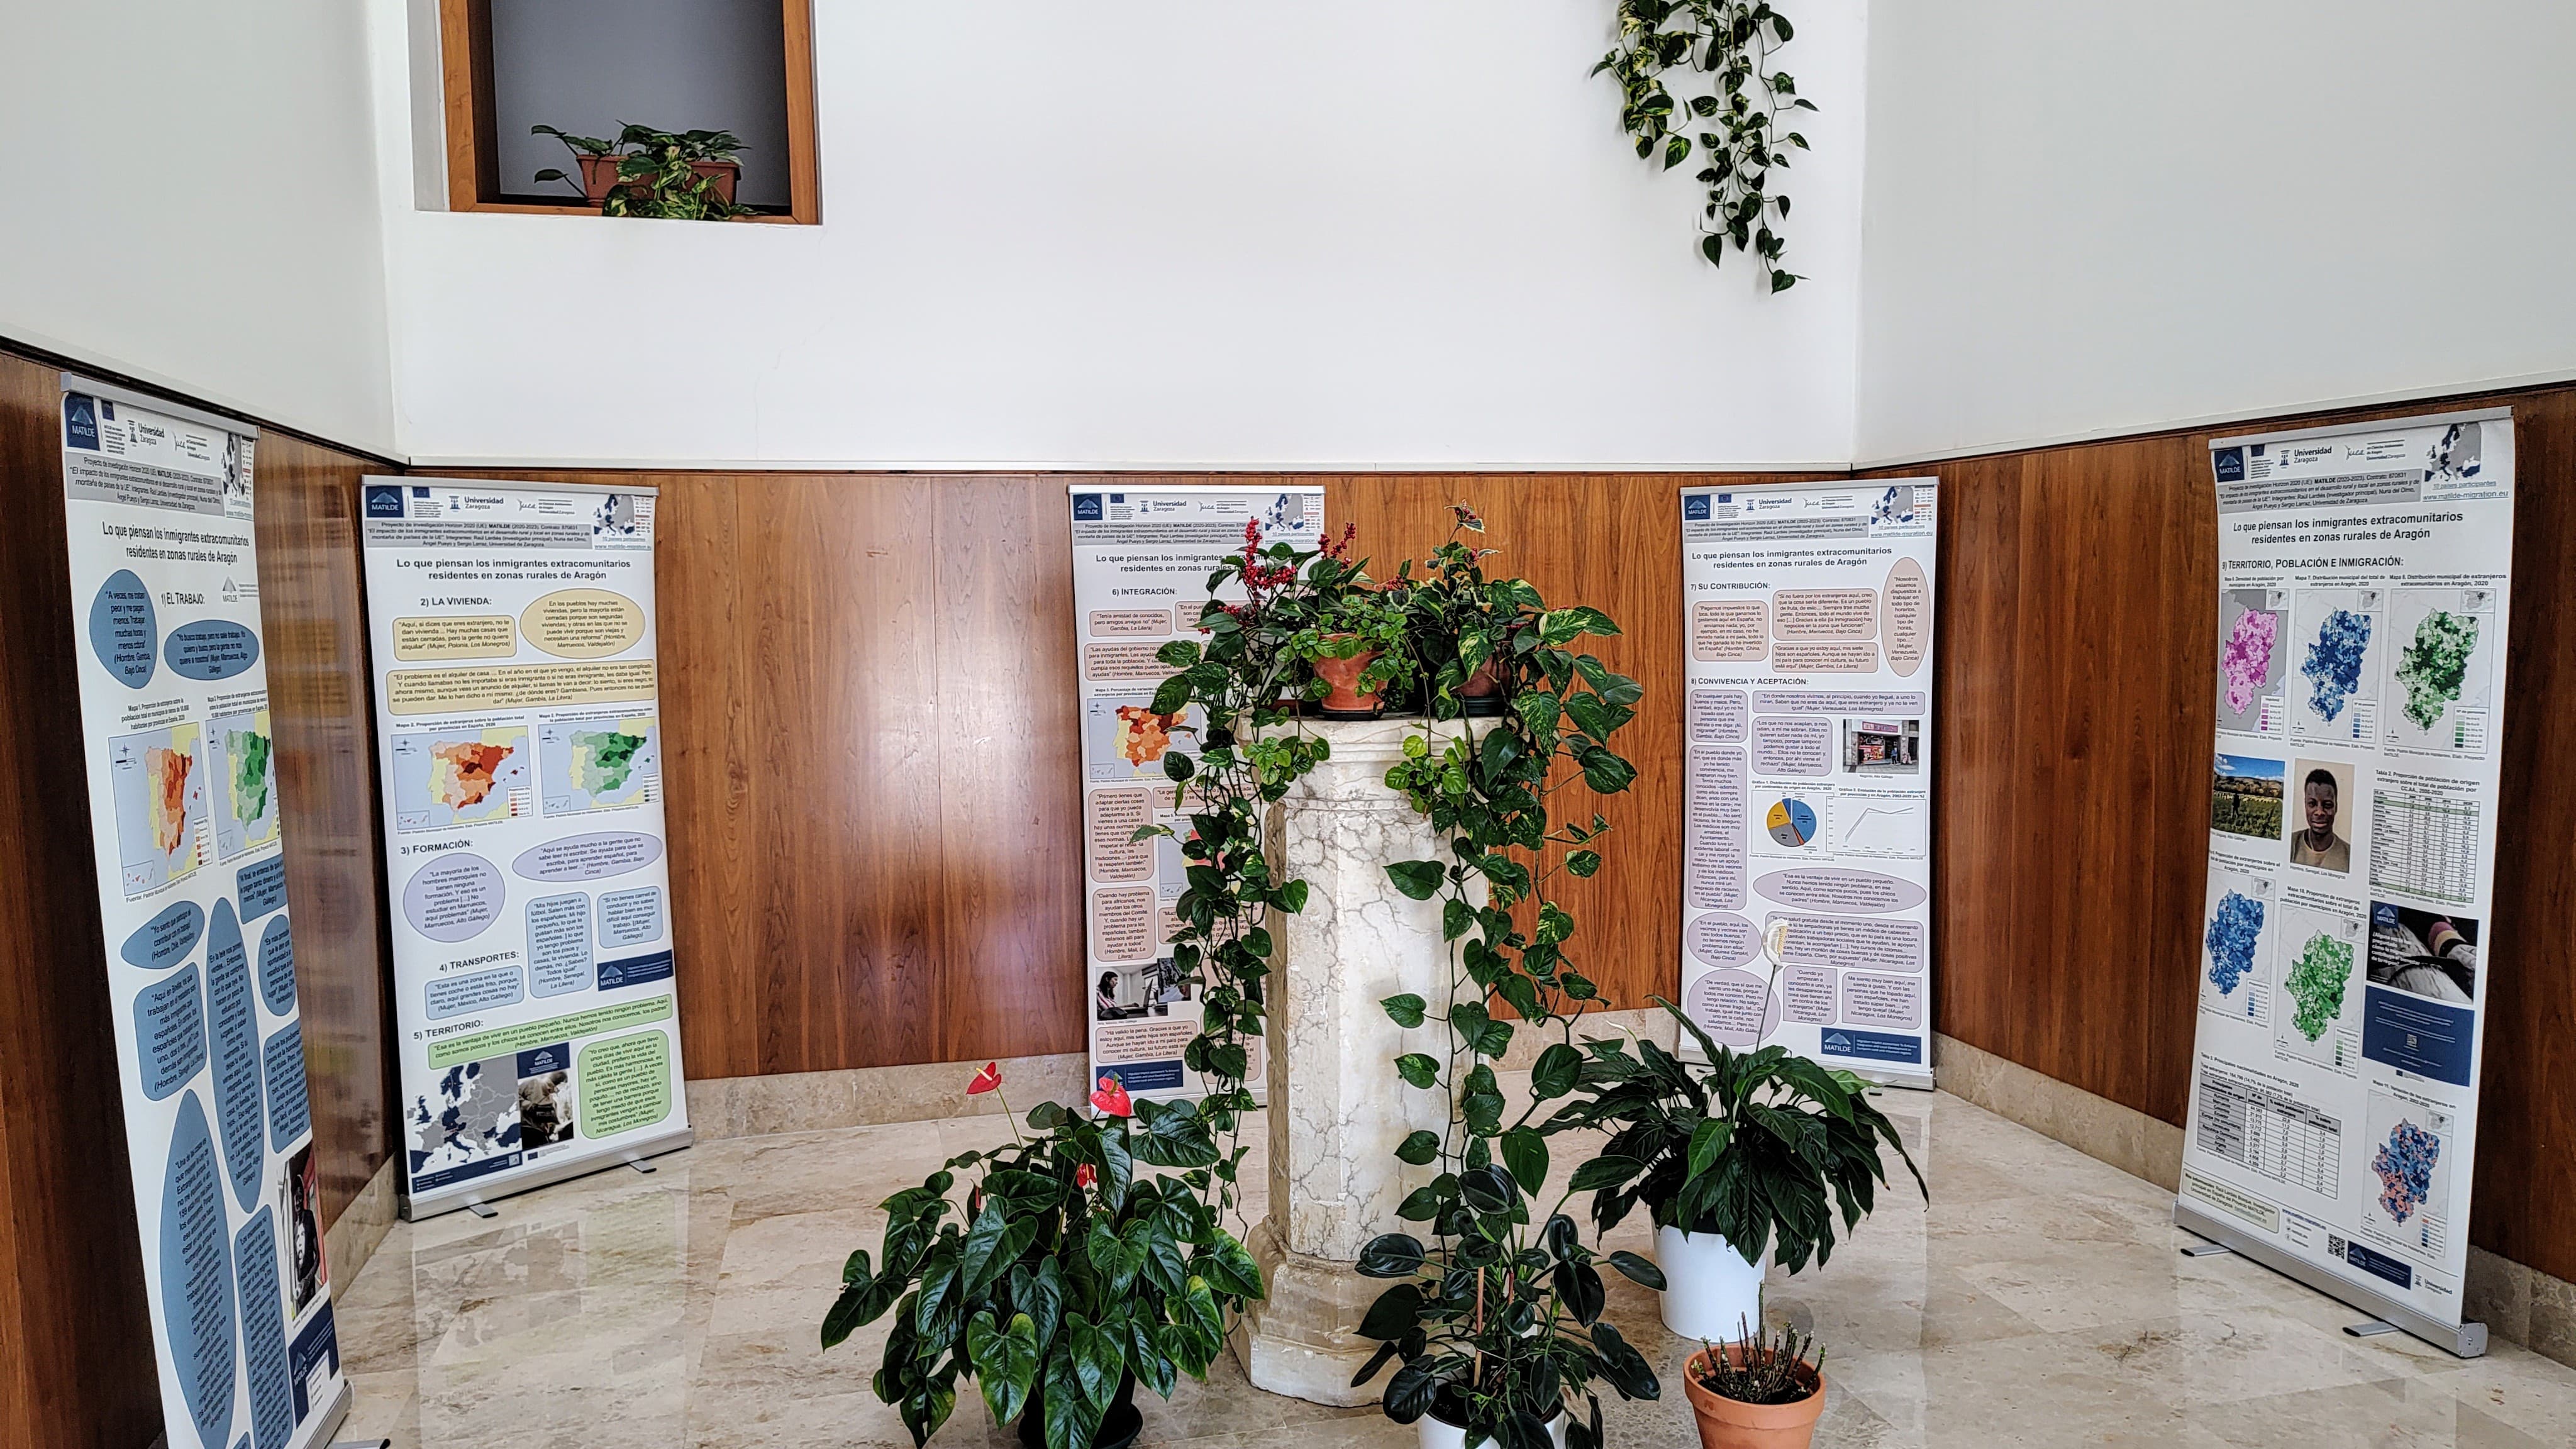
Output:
top-left (1501, 1127), bottom-right (1550, 1195)
top-left (1381, 993), bottom-right (1428, 1028)
top-left (1578, 745), bottom-right (1638, 795)
top-left (1163, 750), bottom-right (1195, 782)
top-left (1356, 1232), bottom-right (1427, 1279)
top-left (1662, 134), bottom-right (1690, 169)
top-left (1149, 674), bottom-right (1192, 715)
top-left (967, 1311), bottom-right (1041, 1425)
top-left (1385, 860), bottom-right (1446, 900)
top-left (1687, 1117), bottom-right (1732, 1180)
top-left (1070, 1313), bottom-right (1124, 1410)
top-left (1394, 1129), bottom-right (1441, 1165)
top-left (1394, 1053), bottom-right (1441, 1089)
top-left (1441, 897), bottom-right (1473, 941)
top-left (1356, 1282), bottom-right (1424, 1340)
top-left (1606, 1250), bottom-right (1667, 1291)
top-left (1043, 1347), bottom-right (1105, 1449)
top-left (1568, 1155), bottom-right (1647, 1192)
top-left (1531, 1043), bottom-right (1583, 1101)
top-left (1567, 849), bottom-right (1602, 877)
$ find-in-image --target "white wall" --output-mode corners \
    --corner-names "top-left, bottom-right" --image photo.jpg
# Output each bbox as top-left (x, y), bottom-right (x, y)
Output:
top-left (1857, 1), bottom-right (2576, 465)
top-left (0, 3), bottom-right (396, 455)
top-left (369, 2), bottom-right (1870, 470)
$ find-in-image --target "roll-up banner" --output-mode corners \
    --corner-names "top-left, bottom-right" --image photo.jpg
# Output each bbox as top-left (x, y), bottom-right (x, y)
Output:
top-left (362, 477), bottom-right (691, 1219)
top-left (2175, 409), bottom-right (2513, 1357)
top-left (57, 377), bottom-right (352, 1449)
top-left (1069, 484), bottom-right (1323, 1104)
top-left (1677, 480), bottom-right (1940, 1089)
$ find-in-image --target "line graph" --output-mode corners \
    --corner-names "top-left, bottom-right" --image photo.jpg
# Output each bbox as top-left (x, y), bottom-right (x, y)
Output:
top-left (1835, 801), bottom-right (1924, 856)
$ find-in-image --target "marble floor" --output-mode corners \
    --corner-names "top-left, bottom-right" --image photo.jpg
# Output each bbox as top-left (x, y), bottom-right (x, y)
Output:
top-left (335, 1089), bottom-right (2576, 1449)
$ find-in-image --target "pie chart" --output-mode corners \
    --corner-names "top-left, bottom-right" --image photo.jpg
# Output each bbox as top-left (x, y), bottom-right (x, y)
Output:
top-left (1765, 797), bottom-right (1819, 848)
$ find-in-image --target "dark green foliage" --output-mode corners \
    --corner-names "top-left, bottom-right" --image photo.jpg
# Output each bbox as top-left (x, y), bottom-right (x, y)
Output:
top-left (1595, 3), bottom-right (1816, 289)
top-left (821, 1101), bottom-right (1260, 1448)
top-left (1543, 1000), bottom-right (1924, 1273)
top-left (533, 122), bottom-right (757, 221)
top-left (1345, 509), bottom-right (1658, 1447)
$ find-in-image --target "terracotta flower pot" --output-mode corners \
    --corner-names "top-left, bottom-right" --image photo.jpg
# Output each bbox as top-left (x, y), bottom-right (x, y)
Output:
top-left (1680, 1347), bottom-right (1825, 1449)
top-left (574, 152), bottom-right (741, 205)
top-left (1311, 639), bottom-right (1385, 718)
top-left (1457, 655), bottom-right (1508, 716)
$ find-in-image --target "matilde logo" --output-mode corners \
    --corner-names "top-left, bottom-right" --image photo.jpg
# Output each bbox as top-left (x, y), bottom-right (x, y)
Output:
top-left (63, 392), bottom-right (100, 450)
top-left (1072, 494), bottom-right (1103, 521)
top-left (364, 484), bottom-right (407, 518)
top-left (1683, 494), bottom-right (1711, 520)
top-left (2213, 447), bottom-right (2246, 483)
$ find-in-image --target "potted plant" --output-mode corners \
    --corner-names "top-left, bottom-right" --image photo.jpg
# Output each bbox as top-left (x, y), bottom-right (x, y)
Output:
top-left (1542, 990), bottom-right (1922, 1342)
top-left (1300, 576), bottom-right (1416, 719)
top-left (1350, 1204), bottom-right (1662, 1449)
top-left (533, 123), bottom-right (752, 219)
top-left (822, 1066), bottom-right (1265, 1448)
top-left (1681, 1320), bottom-right (1827, 1449)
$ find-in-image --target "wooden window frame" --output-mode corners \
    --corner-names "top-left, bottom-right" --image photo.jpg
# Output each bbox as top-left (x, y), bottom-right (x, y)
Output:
top-left (438, 0), bottom-right (819, 225)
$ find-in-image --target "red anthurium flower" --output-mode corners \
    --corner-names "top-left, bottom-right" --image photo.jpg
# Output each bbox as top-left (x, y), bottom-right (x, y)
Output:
top-left (1090, 1077), bottom-right (1134, 1118)
top-left (1074, 1163), bottom-right (1097, 1189)
top-left (967, 1061), bottom-right (1003, 1096)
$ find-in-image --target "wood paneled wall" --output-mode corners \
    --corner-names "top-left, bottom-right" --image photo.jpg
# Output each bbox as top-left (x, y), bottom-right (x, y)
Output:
top-left (1889, 382), bottom-right (2576, 1284)
top-left (445, 469), bottom-right (1788, 1078)
top-left (0, 347), bottom-right (396, 1446)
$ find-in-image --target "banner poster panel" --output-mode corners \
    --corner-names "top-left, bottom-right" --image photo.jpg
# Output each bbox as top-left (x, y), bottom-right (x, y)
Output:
top-left (2177, 409), bottom-right (2514, 1353)
top-left (57, 377), bottom-right (352, 1449)
top-left (1677, 480), bottom-right (1940, 1088)
top-left (1070, 484), bottom-right (1323, 1104)
top-left (362, 477), bottom-right (691, 1219)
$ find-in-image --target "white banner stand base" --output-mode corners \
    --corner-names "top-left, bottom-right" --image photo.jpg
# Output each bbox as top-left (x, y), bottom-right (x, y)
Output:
top-left (2174, 1203), bottom-right (2487, 1358)
top-left (401, 1124), bottom-right (694, 1221)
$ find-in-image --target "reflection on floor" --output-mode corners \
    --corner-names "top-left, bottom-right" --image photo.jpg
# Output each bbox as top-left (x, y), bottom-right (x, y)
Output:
top-left (336, 1089), bottom-right (2576, 1448)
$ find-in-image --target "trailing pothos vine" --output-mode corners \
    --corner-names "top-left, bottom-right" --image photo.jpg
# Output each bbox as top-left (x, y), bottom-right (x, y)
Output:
top-left (1345, 510), bottom-right (1665, 1449)
top-left (1599, 1), bottom-right (1816, 291)
top-left (1143, 521), bottom-right (1390, 1221)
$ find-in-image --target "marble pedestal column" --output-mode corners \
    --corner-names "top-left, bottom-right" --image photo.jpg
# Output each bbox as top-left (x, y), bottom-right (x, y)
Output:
top-left (1232, 717), bottom-right (1480, 1406)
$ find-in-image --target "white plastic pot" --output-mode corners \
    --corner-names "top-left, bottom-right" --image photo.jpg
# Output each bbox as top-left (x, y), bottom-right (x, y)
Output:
top-left (1655, 1223), bottom-right (1766, 1343)
top-left (1418, 1407), bottom-right (1567, 1449)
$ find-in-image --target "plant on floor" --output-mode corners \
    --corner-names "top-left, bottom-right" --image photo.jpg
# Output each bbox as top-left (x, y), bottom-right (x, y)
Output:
top-left (534, 122), bottom-right (755, 220)
top-left (822, 1065), bottom-right (1264, 1448)
top-left (1138, 521), bottom-right (1384, 1219)
top-left (1597, 2), bottom-right (1815, 291)
top-left (1348, 507), bottom-right (1665, 1448)
top-left (1680, 1318), bottom-right (1827, 1449)
top-left (1542, 997), bottom-right (1923, 1275)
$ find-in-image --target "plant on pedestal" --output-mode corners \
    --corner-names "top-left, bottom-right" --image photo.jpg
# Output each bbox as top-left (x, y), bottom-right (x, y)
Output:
top-left (823, 1069), bottom-right (1263, 1449)
top-left (1140, 519), bottom-right (1390, 1221)
top-left (1346, 507), bottom-right (1665, 1449)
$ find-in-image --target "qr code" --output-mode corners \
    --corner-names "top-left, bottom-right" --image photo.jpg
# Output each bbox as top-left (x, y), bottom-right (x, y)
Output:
top-left (2329, 1235), bottom-right (2348, 1261)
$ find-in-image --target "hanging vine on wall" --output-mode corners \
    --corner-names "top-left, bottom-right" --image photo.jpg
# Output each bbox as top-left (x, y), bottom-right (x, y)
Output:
top-left (1599, 1), bottom-right (1815, 291)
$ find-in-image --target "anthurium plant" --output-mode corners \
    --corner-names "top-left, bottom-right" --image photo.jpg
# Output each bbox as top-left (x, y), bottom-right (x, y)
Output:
top-left (1543, 1000), bottom-right (1923, 1274)
top-left (1348, 507), bottom-right (1663, 1448)
top-left (822, 1067), bottom-right (1264, 1448)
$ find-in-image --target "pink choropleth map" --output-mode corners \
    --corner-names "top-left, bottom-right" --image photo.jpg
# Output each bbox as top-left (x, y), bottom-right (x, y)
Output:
top-left (2222, 608), bottom-right (2280, 716)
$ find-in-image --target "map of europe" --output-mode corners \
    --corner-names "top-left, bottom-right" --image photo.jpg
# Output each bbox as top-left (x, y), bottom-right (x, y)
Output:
top-left (407, 1055), bottom-right (521, 1186)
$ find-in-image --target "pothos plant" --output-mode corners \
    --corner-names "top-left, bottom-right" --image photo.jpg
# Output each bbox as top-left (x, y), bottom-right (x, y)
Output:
top-left (1597, 2), bottom-right (1816, 291)
top-left (1345, 508), bottom-right (1665, 1449)
top-left (1139, 521), bottom-right (1392, 1219)
top-left (823, 1067), bottom-right (1264, 1448)
top-left (534, 122), bottom-right (756, 220)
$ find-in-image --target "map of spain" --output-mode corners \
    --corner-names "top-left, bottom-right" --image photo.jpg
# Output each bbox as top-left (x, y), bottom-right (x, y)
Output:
top-left (541, 714), bottom-right (659, 813)
top-left (207, 706), bottom-right (280, 858)
top-left (111, 723), bottom-right (205, 895)
top-left (391, 726), bottom-right (530, 833)
top-left (434, 740), bottom-right (515, 809)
